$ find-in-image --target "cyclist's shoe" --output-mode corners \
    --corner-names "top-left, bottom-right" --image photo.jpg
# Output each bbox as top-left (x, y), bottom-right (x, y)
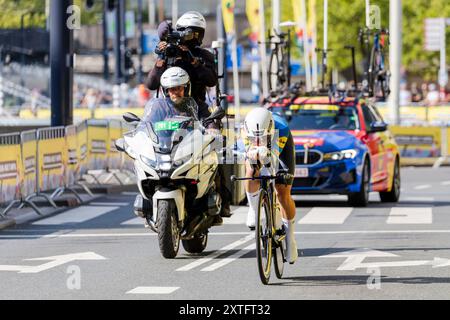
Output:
top-left (212, 214), bottom-right (223, 226)
top-left (246, 208), bottom-right (256, 230)
top-left (283, 218), bottom-right (298, 264)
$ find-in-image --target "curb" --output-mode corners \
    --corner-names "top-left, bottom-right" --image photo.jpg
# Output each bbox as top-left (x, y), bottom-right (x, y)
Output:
top-left (0, 218), bottom-right (16, 230)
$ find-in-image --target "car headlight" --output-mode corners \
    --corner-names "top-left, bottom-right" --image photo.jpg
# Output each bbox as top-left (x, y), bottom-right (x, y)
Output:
top-left (324, 149), bottom-right (357, 161)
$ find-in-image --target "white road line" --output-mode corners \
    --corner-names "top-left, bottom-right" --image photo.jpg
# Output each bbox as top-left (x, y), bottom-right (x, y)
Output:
top-left (298, 207), bottom-right (353, 224)
top-left (126, 287), bottom-right (179, 295)
top-left (401, 197), bottom-right (435, 202)
top-left (90, 202), bottom-right (129, 206)
top-left (176, 234), bottom-right (255, 271)
top-left (441, 181), bottom-right (450, 186)
top-left (387, 207), bottom-right (433, 224)
top-left (121, 217), bottom-right (143, 225)
top-left (414, 185), bottom-right (432, 190)
top-left (121, 192), bottom-right (138, 195)
top-left (201, 243), bottom-right (256, 271)
top-left (32, 206), bottom-right (119, 225)
top-left (8, 229), bottom-right (450, 239)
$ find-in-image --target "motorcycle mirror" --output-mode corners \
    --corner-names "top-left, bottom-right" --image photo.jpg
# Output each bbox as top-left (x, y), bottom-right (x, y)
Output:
top-left (123, 112), bottom-right (141, 123)
top-left (209, 107), bottom-right (226, 121)
top-left (115, 138), bottom-right (126, 152)
top-left (212, 40), bottom-right (223, 49)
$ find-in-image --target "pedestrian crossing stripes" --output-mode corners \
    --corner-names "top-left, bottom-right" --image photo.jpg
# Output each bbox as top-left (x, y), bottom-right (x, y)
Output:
top-left (32, 206), bottom-right (120, 225)
top-left (298, 207), bottom-right (353, 224)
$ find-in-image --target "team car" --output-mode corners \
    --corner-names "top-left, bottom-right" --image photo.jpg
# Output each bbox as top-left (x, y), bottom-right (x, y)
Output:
top-left (270, 95), bottom-right (401, 206)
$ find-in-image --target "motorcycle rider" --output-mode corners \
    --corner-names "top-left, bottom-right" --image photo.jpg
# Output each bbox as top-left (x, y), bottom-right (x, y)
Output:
top-left (141, 66), bottom-right (224, 227)
top-left (241, 107), bottom-right (298, 264)
top-left (145, 11), bottom-right (232, 221)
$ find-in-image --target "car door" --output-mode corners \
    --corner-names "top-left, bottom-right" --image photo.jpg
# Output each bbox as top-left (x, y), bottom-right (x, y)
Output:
top-left (361, 103), bottom-right (386, 187)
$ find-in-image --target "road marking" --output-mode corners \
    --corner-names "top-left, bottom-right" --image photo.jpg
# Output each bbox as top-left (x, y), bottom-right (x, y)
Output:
top-left (201, 243), bottom-right (256, 271)
top-left (320, 248), bottom-right (450, 271)
top-left (0, 252), bottom-right (106, 273)
top-left (126, 287), bottom-right (179, 295)
top-left (414, 184), bottom-right (432, 190)
top-left (121, 192), bottom-right (138, 195)
top-left (441, 181), bottom-right (450, 186)
top-left (298, 207), bottom-right (353, 224)
top-left (402, 197), bottom-right (435, 202)
top-left (387, 207), bottom-right (432, 224)
top-left (176, 234), bottom-right (254, 271)
top-left (121, 217), bottom-right (143, 225)
top-left (32, 206), bottom-right (119, 225)
top-left (90, 202), bottom-right (129, 206)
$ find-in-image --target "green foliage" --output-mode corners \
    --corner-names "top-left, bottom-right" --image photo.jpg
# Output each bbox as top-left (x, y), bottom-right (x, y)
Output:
top-left (261, 0), bottom-right (450, 82)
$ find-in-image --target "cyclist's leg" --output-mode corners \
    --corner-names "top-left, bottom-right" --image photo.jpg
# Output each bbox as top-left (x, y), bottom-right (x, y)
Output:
top-left (245, 160), bottom-right (261, 229)
top-left (274, 132), bottom-right (298, 263)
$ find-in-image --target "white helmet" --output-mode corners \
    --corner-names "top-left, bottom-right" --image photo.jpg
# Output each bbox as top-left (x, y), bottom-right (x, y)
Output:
top-left (160, 67), bottom-right (191, 97)
top-left (176, 11), bottom-right (206, 44)
top-left (244, 107), bottom-right (275, 139)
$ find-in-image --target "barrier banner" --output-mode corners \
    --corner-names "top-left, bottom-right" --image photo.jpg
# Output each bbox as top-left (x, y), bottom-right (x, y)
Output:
top-left (66, 125), bottom-right (78, 186)
top-left (108, 119), bottom-right (123, 170)
top-left (121, 122), bottom-right (135, 173)
top-left (0, 133), bottom-right (22, 204)
top-left (20, 130), bottom-right (37, 198)
top-left (76, 121), bottom-right (89, 177)
top-left (390, 126), bottom-right (441, 158)
top-left (37, 127), bottom-right (66, 192)
top-left (87, 119), bottom-right (109, 170)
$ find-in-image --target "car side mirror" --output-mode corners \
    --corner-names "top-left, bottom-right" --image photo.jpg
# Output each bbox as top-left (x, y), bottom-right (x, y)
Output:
top-left (123, 112), bottom-right (141, 124)
top-left (370, 121), bottom-right (388, 132)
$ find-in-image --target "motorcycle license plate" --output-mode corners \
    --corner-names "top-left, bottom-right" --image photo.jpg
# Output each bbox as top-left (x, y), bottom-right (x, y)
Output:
top-left (295, 168), bottom-right (309, 178)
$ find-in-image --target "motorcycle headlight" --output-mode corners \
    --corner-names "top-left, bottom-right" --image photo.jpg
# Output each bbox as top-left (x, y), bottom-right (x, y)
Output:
top-left (173, 155), bottom-right (192, 167)
top-left (140, 155), bottom-right (157, 168)
top-left (324, 149), bottom-right (357, 161)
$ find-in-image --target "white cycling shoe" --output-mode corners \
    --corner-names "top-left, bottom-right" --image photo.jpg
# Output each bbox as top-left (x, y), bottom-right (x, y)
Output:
top-left (246, 208), bottom-right (256, 230)
top-left (283, 219), bottom-right (298, 264)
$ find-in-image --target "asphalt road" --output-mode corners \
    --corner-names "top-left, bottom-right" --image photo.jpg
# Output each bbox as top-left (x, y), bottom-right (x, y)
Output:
top-left (1, 167), bottom-right (450, 300)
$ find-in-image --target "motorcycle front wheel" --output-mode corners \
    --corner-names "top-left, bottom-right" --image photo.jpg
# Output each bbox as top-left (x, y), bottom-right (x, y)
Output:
top-left (156, 200), bottom-right (180, 259)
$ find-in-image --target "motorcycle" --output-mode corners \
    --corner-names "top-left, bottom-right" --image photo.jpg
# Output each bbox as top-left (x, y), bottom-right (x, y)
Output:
top-left (116, 98), bottom-right (226, 258)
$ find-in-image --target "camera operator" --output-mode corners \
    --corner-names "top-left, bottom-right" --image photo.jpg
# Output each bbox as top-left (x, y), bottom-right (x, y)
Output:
top-left (145, 11), bottom-right (232, 222)
top-left (145, 12), bottom-right (216, 121)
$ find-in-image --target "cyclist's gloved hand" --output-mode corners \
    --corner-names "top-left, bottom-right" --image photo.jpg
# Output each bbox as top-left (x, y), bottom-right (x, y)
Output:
top-left (247, 146), bottom-right (270, 164)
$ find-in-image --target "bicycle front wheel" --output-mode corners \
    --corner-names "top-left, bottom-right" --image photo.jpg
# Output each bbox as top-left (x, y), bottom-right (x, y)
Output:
top-left (256, 190), bottom-right (272, 285)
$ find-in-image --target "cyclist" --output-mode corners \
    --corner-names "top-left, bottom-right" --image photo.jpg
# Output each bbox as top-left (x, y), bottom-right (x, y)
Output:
top-left (241, 107), bottom-right (298, 264)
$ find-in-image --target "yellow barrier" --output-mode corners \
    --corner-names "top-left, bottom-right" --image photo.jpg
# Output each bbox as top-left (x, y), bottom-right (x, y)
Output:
top-left (66, 125), bottom-right (79, 186)
top-left (390, 126), bottom-right (442, 158)
top-left (0, 133), bottom-right (21, 204)
top-left (108, 120), bottom-right (123, 170)
top-left (20, 131), bottom-right (37, 198)
top-left (87, 119), bottom-right (109, 171)
top-left (76, 121), bottom-right (89, 177)
top-left (37, 128), bottom-right (66, 192)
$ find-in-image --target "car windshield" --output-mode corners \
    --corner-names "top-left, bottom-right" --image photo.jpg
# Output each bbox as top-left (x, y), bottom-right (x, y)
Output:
top-left (281, 105), bottom-right (360, 130)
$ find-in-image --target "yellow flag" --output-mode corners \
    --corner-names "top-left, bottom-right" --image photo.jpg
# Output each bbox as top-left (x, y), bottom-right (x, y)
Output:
top-left (246, 0), bottom-right (260, 35)
top-left (222, 0), bottom-right (235, 34)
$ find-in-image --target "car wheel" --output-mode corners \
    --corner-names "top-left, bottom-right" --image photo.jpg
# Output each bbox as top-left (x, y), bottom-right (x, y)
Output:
top-left (380, 158), bottom-right (400, 203)
top-left (348, 160), bottom-right (370, 207)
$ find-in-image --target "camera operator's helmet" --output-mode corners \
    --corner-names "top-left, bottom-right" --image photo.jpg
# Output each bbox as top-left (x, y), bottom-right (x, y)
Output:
top-left (160, 67), bottom-right (191, 97)
top-left (176, 11), bottom-right (206, 45)
top-left (243, 108), bottom-right (275, 147)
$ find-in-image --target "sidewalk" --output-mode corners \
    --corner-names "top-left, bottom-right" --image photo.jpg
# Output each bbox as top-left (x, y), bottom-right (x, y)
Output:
top-left (0, 171), bottom-right (137, 230)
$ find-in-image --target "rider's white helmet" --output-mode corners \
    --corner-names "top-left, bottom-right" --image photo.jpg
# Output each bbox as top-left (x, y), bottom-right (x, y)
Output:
top-left (176, 11), bottom-right (206, 44)
top-left (160, 67), bottom-right (191, 97)
top-left (243, 107), bottom-right (275, 145)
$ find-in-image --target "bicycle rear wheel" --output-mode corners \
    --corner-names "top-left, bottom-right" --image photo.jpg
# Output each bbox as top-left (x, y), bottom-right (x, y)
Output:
top-left (256, 190), bottom-right (272, 285)
top-left (273, 234), bottom-right (285, 279)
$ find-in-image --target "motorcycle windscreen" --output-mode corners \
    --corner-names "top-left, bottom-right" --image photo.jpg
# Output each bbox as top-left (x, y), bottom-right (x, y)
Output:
top-left (152, 116), bottom-right (194, 153)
